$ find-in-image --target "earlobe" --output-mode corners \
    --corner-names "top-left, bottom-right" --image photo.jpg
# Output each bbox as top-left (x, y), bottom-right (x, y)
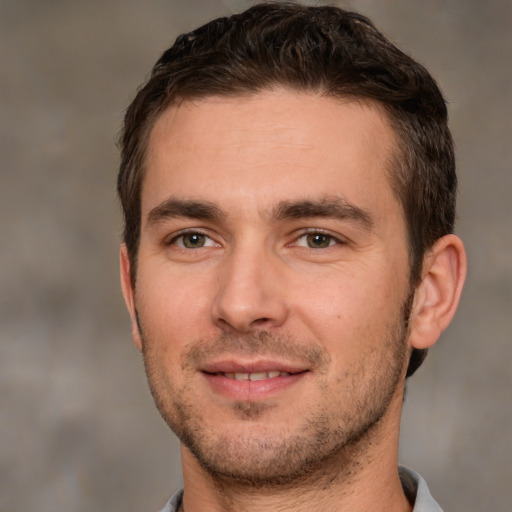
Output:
top-left (120, 244), bottom-right (144, 352)
top-left (408, 234), bottom-right (467, 350)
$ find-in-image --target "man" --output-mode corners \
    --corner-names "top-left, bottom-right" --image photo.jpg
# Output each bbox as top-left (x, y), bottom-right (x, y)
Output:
top-left (118, 3), bottom-right (466, 511)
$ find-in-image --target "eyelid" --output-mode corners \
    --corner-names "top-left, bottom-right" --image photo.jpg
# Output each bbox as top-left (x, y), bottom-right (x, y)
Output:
top-left (166, 228), bottom-right (219, 247)
top-left (291, 228), bottom-right (348, 247)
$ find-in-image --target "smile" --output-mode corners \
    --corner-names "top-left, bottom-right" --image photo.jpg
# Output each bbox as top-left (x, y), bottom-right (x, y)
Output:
top-left (202, 368), bottom-right (309, 401)
top-left (220, 371), bottom-right (292, 381)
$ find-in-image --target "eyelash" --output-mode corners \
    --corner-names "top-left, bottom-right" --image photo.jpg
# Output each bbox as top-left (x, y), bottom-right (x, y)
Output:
top-left (167, 230), bottom-right (217, 249)
top-left (292, 230), bottom-right (346, 249)
top-left (165, 229), bottom-right (346, 250)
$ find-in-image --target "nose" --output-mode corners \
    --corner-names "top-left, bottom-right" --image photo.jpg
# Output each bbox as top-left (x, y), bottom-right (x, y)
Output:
top-left (211, 245), bottom-right (289, 333)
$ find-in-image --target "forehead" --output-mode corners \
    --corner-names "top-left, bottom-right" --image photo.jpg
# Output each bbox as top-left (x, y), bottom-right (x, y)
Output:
top-left (143, 89), bottom-right (398, 219)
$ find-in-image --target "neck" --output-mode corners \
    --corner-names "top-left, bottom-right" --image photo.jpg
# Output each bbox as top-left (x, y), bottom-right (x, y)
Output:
top-left (179, 390), bottom-right (412, 512)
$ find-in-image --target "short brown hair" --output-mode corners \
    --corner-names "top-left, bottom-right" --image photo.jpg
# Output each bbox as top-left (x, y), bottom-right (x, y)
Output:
top-left (118, 2), bottom-right (457, 377)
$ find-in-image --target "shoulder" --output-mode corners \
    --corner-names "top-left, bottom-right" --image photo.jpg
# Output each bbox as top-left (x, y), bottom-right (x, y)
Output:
top-left (399, 466), bottom-right (444, 512)
top-left (156, 489), bottom-right (183, 512)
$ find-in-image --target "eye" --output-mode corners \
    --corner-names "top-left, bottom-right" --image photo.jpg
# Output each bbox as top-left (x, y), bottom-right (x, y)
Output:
top-left (171, 232), bottom-right (217, 249)
top-left (296, 232), bottom-right (339, 249)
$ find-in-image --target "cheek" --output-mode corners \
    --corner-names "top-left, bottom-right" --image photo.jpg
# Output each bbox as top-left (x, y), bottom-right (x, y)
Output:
top-left (292, 265), bottom-right (405, 350)
top-left (135, 266), bottom-right (215, 348)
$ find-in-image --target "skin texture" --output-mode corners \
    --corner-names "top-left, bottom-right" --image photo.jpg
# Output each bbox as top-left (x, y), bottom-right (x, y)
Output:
top-left (120, 89), bottom-right (466, 512)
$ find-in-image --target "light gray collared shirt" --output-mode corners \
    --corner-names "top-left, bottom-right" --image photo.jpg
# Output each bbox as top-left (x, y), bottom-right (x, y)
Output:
top-left (158, 466), bottom-right (443, 512)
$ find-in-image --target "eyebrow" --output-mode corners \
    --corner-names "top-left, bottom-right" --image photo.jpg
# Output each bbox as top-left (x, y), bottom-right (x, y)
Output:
top-left (146, 198), bottom-right (225, 227)
top-left (271, 197), bottom-right (374, 229)
top-left (146, 195), bottom-right (373, 230)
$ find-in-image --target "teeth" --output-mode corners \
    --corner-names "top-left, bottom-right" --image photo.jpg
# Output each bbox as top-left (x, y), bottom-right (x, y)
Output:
top-left (249, 372), bottom-right (267, 381)
top-left (221, 371), bottom-right (290, 380)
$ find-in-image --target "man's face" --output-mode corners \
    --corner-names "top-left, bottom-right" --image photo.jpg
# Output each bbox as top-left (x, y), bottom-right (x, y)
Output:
top-left (122, 90), bottom-right (414, 483)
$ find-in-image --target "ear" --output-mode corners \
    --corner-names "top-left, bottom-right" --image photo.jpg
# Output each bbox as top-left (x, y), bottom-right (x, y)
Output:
top-left (408, 234), bottom-right (467, 350)
top-left (120, 244), bottom-right (143, 352)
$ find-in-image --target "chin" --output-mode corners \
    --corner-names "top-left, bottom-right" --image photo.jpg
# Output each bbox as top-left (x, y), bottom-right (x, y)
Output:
top-left (164, 392), bottom-right (397, 487)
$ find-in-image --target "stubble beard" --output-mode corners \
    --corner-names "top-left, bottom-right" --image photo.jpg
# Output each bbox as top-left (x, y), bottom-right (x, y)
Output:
top-left (140, 295), bottom-right (412, 489)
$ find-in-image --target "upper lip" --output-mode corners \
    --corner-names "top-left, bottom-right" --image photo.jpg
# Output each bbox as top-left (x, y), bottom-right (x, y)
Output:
top-left (200, 359), bottom-right (309, 375)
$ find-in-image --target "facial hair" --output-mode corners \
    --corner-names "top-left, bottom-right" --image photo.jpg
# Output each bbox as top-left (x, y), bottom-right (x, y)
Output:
top-left (139, 294), bottom-right (412, 488)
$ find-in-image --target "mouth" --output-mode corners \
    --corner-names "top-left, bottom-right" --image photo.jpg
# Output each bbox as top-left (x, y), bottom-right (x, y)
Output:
top-left (200, 361), bottom-right (309, 400)
top-left (211, 370), bottom-right (294, 381)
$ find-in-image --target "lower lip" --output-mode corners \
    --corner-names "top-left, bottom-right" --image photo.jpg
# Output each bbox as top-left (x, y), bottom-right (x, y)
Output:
top-left (202, 372), bottom-right (307, 400)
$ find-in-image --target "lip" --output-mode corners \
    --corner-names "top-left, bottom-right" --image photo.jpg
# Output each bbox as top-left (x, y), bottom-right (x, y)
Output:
top-left (200, 359), bottom-right (309, 400)
top-left (201, 358), bottom-right (308, 375)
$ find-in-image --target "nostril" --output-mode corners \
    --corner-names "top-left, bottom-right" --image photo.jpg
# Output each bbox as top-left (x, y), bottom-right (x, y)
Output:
top-left (252, 317), bottom-right (271, 325)
top-left (211, 276), bottom-right (289, 332)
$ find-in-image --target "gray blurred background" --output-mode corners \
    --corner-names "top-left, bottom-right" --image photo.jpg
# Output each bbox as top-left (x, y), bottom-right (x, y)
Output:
top-left (1, 1), bottom-right (510, 511)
